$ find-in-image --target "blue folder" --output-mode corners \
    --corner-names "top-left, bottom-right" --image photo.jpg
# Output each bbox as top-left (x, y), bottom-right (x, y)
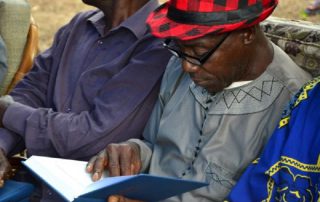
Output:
top-left (0, 180), bottom-right (34, 202)
top-left (75, 174), bottom-right (208, 202)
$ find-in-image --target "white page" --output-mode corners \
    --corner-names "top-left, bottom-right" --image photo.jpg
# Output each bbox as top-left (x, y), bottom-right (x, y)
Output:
top-left (24, 156), bottom-right (96, 201)
top-left (24, 156), bottom-right (208, 201)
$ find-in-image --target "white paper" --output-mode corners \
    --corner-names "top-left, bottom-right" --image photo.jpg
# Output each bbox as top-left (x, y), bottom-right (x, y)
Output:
top-left (24, 156), bottom-right (98, 201)
top-left (23, 156), bottom-right (207, 202)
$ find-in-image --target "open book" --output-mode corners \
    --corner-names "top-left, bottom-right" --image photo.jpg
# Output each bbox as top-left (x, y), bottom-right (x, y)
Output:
top-left (22, 155), bottom-right (208, 201)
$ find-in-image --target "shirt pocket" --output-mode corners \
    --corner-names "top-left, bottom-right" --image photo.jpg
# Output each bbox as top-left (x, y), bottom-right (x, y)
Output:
top-left (205, 161), bottom-right (237, 199)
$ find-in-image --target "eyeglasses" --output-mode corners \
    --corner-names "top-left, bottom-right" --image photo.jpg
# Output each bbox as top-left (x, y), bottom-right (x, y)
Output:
top-left (163, 33), bottom-right (230, 66)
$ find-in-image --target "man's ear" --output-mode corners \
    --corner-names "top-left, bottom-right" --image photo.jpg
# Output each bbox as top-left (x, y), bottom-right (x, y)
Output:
top-left (242, 26), bottom-right (256, 45)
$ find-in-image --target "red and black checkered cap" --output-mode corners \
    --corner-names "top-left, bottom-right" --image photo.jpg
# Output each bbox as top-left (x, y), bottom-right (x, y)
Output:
top-left (147, 0), bottom-right (278, 40)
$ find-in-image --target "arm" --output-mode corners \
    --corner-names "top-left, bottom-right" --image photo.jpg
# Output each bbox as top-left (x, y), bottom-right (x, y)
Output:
top-left (3, 35), bottom-right (171, 159)
top-left (127, 96), bottom-right (165, 172)
top-left (86, 57), bottom-right (178, 178)
top-left (84, 101), bottom-right (164, 179)
top-left (84, 100), bottom-right (165, 179)
top-left (0, 37), bottom-right (11, 187)
top-left (128, 57), bottom-right (179, 172)
top-left (0, 17), bottom-right (76, 156)
top-left (10, 20), bottom-right (71, 108)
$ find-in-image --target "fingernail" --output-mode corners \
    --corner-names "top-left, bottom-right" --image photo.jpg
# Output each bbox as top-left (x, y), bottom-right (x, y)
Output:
top-left (108, 195), bottom-right (119, 202)
top-left (86, 164), bottom-right (92, 172)
top-left (93, 172), bottom-right (99, 181)
top-left (131, 164), bottom-right (135, 175)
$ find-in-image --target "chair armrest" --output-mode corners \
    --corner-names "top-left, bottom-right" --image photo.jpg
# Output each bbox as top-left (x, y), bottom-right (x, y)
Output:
top-left (5, 17), bottom-right (39, 94)
top-left (0, 0), bottom-right (31, 94)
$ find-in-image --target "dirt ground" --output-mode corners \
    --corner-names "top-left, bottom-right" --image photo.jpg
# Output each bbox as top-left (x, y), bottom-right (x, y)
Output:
top-left (29, 0), bottom-right (320, 51)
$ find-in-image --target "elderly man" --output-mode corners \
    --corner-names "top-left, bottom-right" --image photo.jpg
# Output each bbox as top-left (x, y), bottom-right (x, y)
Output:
top-left (0, 0), bottom-right (171, 201)
top-left (85, 0), bottom-right (312, 201)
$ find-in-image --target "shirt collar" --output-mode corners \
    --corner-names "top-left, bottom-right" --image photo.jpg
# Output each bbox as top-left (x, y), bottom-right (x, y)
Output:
top-left (87, 0), bottom-right (159, 38)
top-left (224, 80), bottom-right (253, 89)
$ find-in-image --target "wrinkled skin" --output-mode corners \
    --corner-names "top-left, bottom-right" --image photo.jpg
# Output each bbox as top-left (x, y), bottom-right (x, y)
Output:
top-left (86, 142), bottom-right (142, 202)
top-left (177, 26), bottom-right (273, 94)
top-left (86, 142), bottom-right (141, 180)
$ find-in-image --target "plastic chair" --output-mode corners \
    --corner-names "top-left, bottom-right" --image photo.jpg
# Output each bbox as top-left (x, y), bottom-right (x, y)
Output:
top-left (0, 0), bottom-right (39, 94)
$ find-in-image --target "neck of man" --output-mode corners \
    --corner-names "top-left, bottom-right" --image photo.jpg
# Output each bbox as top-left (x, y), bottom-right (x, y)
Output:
top-left (100, 0), bottom-right (149, 29)
top-left (242, 30), bottom-right (274, 81)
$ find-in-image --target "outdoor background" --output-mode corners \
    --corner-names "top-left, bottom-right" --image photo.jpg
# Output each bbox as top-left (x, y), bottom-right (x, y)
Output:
top-left (29, 0), bottom-right (320, 52)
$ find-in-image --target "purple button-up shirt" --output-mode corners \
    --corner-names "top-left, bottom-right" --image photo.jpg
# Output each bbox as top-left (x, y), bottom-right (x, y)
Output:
top-left (0, 0), bottom-right (171, 160)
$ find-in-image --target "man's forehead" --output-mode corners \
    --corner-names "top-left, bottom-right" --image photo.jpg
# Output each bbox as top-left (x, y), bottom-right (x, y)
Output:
top-left (175, 32), bottom-right (228, 47)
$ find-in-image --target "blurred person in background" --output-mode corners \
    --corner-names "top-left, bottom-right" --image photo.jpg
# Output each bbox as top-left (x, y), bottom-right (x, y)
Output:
top-left (305, 0), bottom-right (320, 15)
top-left (0, 0), bottom-right (171, 201)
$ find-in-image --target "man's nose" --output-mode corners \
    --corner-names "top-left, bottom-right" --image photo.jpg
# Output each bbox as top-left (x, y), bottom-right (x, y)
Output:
top-left (182, 60), bottom-right (201, 73)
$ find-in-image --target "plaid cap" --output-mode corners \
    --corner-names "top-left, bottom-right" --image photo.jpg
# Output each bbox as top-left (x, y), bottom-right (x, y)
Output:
top-left (147, 0), bottom-right (278, 40)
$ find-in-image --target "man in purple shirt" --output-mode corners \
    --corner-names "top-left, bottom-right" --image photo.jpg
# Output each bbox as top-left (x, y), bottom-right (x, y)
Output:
top-left (0, 0), bottom-right (171, 199)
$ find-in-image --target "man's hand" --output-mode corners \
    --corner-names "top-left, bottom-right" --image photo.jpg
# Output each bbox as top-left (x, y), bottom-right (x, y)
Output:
top-left (0, 148), bottom-right (12, 187)
top-left (108, 195), bottom-right (143, 202)
top-left (0, 95), bottom-right (14, 127)
top-left (86, 142), bottom-right (141, 181)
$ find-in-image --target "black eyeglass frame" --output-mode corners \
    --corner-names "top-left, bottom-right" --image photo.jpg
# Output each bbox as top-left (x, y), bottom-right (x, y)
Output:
top-left (163, 33), bottom-right (230, 66)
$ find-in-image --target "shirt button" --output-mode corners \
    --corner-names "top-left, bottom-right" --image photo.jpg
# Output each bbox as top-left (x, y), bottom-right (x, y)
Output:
top-left (66, 108), bottom-right (71, 113)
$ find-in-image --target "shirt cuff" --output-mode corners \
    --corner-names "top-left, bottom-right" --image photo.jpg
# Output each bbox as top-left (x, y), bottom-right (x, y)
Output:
top-left (3, 102), bottom-right (36, 136)
top-left (127, 138), bottom-right (152, 172)
top-left (0, 128), bottom-right (20, 155)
